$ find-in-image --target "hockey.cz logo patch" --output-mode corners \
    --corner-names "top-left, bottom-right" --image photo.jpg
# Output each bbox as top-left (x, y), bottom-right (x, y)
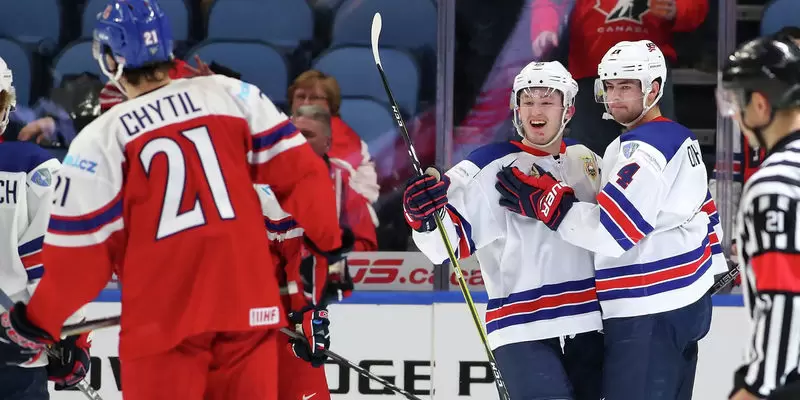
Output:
top-left (249, 307), bottom-right (280, 327)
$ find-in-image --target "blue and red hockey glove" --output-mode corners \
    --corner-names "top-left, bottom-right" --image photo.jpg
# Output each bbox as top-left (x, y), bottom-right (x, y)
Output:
top-left (47, 332), bottom-right (91, 390)
top-left (288, 308), bottom-right (330, 368)
top-left (0, 303), bottom-right (51, 365)
top-left (495, 164), bottom-right (576, 230)
top-left (403, 167), bottom-right (450, 233)
top-left (302, 228), bottom-right (355, 308)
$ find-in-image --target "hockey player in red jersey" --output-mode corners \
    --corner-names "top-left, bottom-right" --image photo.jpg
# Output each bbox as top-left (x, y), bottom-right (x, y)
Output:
top-left (0, 1), bottom-right (348, 399)
top-left (257, 104), bottom-right (363, 400)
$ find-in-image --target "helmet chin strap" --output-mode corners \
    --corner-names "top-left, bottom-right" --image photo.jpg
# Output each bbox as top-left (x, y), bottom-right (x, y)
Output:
top-left (99, 57), bottom-right (127, 97)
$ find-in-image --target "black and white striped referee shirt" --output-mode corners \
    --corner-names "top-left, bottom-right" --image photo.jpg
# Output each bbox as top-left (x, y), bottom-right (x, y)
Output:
top-left (735, 130), bottom-right (800, 398)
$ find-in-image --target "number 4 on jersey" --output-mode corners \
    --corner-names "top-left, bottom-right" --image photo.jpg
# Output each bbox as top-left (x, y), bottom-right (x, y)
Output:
top-left (140, 126), bottom-right (235, 240)
top-left (616, 163), bottom-right (640, 189)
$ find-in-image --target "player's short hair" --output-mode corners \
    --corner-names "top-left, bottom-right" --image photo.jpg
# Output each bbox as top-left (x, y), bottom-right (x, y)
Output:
top-left (0, 88), bottom-right (15, 111)
top-left (287, 70), bottom-right (342, 115)
top-left (294, 104), bottom-right (332, 137)
top-left (103, 47), bottom-right (176, 86)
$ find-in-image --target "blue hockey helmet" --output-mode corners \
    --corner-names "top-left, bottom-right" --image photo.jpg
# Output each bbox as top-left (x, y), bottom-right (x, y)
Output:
top-left (92, 0), bottom-right (174, 82)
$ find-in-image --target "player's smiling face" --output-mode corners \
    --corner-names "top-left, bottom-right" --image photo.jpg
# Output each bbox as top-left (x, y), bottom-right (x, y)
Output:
top-left (517, 88), bottom-right (567, 145)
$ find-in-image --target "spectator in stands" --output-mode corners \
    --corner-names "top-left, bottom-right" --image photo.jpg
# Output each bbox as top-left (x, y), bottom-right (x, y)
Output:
top-left (293, 104), bottom-right (378, 251)
top-left (99, 55), bottom-right (212, 112)
top-left (287, 70), bottom-right (380, 220)
top-left (532, 0), bottom-right (708, 155)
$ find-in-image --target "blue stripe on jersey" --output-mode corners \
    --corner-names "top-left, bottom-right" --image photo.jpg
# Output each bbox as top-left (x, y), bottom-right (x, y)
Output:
top-left (486, 302), bottom-right (601, 334)
top-left (18, 236), bottom-right (43, 256)
top-left (619, 120), bottom-right (695, 163)
top-left (465, 142), bottom-right (521, 169)
top-left (265, 218), bottom-right (297, 233)
top-left (603, 184), bottom-right (654, 235)
top-left (252, 122), bottom-right (298, 151)
top-left (599, 210), bottom-right (635, 250)
top-left (445, 204), bottom-right (476, 257)
top-left (48, 199), bottom-right (123, 233)
top-left (596, 237), bottom-right (709, 280)
top-left (487, 277), bottom-right (596, 310)
top-left (26, 266), bottom-right (43, 281)
top-left (597, 257), bottom-right (712, 302)
top-left (563, 138), bottom-right (581, 147)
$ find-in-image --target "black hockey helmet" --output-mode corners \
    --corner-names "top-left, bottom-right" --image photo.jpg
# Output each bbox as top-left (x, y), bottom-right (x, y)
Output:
top-left (717, 34), bottom-right (800, 116)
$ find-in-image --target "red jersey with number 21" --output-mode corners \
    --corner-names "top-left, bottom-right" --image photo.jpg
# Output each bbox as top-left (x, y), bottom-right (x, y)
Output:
top-left (26, 75), bottom-right (342, 361)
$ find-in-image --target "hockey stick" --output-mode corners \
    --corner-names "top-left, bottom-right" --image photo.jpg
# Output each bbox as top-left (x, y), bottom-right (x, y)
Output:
top-left (708, 263), bottom-right (741, 295)
top-left (0, 288), bottom-right (104, 400)
top-left (280, 328), bottom-right (423, 400)
top-left (370, 13), bottom-right (511, 400)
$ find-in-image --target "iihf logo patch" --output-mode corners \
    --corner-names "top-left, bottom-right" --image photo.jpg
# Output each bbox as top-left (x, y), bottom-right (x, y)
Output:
top-left (31, 169), bottom-right (51, 187)
top-left (622, 142), bottom-right (639, 158)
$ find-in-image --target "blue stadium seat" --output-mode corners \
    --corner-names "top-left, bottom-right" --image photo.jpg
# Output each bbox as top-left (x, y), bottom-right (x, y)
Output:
top-left (338, 96), bottom-right (397, 175)
top-left (207, 0), bottom-right (314, 49)
top-left (81, 0), bottom-right (191, 41)
top-left (52, 40), bottom-right (103, 88)
top-left (186, 40), bottom-right (290, 104)
top-left (331, 0), bottom-right (436, 55)
top-left (0, 0), bottom-right (61, 50)
top-left (761, 0), bottom-right (800, 36)
top-left (313, 46), bottom-right (419, 115)
top-left (339, 97), bottom-right (395, 146)
top-left (0, 39), bottom-right (32, 106)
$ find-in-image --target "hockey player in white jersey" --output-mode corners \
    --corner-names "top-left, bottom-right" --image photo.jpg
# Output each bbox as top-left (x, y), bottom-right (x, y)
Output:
top-left (404, 61), bottom-right (604, 400)
top-left (0, 58), bottom-right (91, 398)
top-left (718, 34), bottom-right (800, 400)
top-left (495, 40), bottom-right (728, 400)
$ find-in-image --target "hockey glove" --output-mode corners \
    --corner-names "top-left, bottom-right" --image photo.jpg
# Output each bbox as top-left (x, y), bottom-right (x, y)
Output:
top-left (403, 167), bottom-right (450, 233)
top-left (495, 164), bottom-right (576, 230)
top-left (47, 332), bottom-right (91, 390)
top-left (288, 308), bottom-right (330, 368)
top-left (0, 303), bottom-right (51, 365)
top-left (302, 228), bottom-right (355, 308)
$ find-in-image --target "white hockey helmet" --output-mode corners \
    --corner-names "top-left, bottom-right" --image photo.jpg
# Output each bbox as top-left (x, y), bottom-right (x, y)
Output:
top-left (510, 61), bottom-right (578, 148)
top-left (0, 57), bottom-right (16, 136)
top-left (595, 40), bottom-right (667, 127)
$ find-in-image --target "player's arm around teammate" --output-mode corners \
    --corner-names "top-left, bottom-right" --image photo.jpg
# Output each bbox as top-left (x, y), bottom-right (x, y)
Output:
top-left (405, 61), bottom-right (605, 400)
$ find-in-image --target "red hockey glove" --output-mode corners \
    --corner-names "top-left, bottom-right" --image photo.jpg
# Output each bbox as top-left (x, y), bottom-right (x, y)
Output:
top-left (403, 167), bottom-right (450, 232)
top-left (302, 228), bottom-right (355, 308)
top-left (495, 164), bottom-right (576, 230)
top-left (47, 332), bottom-right (91, 390)
top-left (288, 308), bottom-right (330, 367)
top-left (0, 303), bottom-right (51, 365)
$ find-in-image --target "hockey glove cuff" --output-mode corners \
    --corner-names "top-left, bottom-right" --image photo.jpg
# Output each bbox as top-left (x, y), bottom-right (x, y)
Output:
top-left (288, 308), bottom-right (330, 368)
top-left (0, 303), bottom-right (51, 365)
top-left (47, 332), bottom-right (91, 390)
top-left (496, 165), bottom-right (576, 230)
top-left (303, 228), bottom-right (355, 307)
top-left (403, 167), bottom-right (450, 232)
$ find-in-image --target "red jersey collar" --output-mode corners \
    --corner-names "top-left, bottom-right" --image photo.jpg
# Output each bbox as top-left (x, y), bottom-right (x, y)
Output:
top-left (511, 140), bottom-right (566, 156)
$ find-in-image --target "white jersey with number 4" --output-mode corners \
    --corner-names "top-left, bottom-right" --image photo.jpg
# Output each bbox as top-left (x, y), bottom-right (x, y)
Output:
top-left (413, 140), bottom-right (604, 351)
top-left (557, 117), bottom-right (728, 319)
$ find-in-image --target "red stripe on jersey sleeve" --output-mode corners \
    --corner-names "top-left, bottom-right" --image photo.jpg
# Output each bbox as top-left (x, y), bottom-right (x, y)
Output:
top-left (751, 252), bottom-right (800, 293)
